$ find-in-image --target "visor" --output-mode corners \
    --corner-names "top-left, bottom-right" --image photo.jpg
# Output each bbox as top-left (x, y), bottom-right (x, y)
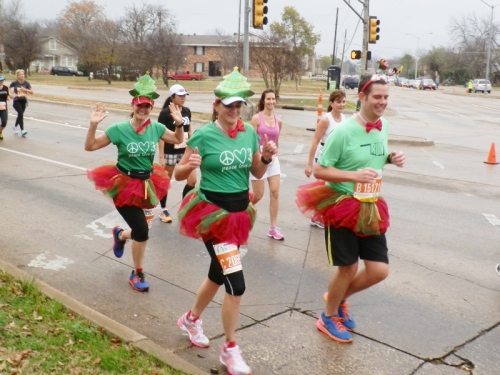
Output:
top-left (219, 96), bottom-right (247, 106)
top-left (131, 96), bottom-right (154, 106)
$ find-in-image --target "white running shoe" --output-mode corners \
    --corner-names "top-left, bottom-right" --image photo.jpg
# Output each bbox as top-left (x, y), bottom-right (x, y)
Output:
top-left (21, 130), bottom-right (27, 137)
top-left (177, 312), bottom-right (209, 348)
top-left (310, 219), bottom-right (325, 229)
top-left (219, 343), bottom-right (251, 375)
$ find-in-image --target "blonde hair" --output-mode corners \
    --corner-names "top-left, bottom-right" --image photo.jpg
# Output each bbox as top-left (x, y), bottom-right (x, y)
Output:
top-left (15, 69), bottom-right (25, 78)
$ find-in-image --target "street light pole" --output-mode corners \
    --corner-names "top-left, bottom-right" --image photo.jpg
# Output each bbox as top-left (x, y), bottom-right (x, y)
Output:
top-left (406, 32), bottom-right (433, 79)
top-left (479, 0), bottom-right (500, 94)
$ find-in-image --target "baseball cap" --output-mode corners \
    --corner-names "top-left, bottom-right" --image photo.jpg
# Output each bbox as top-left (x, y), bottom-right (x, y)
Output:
top-left (168, 84), bottom-right (189, 97)
top-left (220, 96), bottom-right (247, 106)
top-left (131, 96), bottom-right (155, 106)
top-left (0, 76), bottom-right (5, 81)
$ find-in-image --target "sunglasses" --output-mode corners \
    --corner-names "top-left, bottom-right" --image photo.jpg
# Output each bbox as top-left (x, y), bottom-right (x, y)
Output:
top-left (136, 104), bottom-right (152, 109)
top-left (222, 102), bottom-right (243, 109)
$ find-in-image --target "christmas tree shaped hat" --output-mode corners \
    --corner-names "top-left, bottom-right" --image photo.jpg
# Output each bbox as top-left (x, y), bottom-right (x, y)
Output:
top-left (129, 72), bottom-right (160, 106)
top-left (214, 67), bottom-right (255, 105)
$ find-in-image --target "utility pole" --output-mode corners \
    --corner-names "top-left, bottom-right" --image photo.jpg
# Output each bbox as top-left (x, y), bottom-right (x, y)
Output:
top-left (243, 0), bottom-right (250, 74)
top-left (343, 0), bottom-right (369, 75)
top-left (238, 0), bottom-right (242, 68)
top-left (332, 7), bottom-right (339, 65)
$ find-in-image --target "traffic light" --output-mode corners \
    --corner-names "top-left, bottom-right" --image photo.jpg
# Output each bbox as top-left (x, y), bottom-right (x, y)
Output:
top-left (350, 50), bottom-right (361, 60)
top-left (367, 51), bottom-right (372, 61)
top-left (253, 0), bottom-right (268, 29)
top-left (369, 16), bottom-right (380, 44)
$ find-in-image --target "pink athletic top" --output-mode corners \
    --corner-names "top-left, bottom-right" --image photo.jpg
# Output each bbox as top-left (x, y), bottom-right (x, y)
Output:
top-left (256, 112), bottom-right (280, 146)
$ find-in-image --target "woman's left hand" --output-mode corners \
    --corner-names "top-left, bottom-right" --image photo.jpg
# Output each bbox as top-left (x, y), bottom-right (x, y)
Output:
top-left (168, 102), bottom-right (183, 125)
top-left (261, 134), bottom-right (278, 160)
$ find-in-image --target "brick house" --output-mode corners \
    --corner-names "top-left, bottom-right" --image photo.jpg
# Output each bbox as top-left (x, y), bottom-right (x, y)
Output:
top-left (175, 34), bottom-right (263, 78)
top-left (30, 37), bottom-right (79, 73)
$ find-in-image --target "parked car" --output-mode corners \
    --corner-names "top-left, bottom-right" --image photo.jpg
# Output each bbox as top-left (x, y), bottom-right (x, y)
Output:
top-left (472, 79), bottom-right (491, 93)
top-left (313, 74), bottom-right (327, 81)
top-left (50, 66), bottom-right (83, 76)
top-left (343, 76), bottom-right (359, 89)
top-left (167, 71), bottom-right (203, 81)
top-left (419, 78), bottom-right (437, 90)
top-left (412, 79), bottom-right (422, 89)
top-left (396, 77), bottom-right (409, 87)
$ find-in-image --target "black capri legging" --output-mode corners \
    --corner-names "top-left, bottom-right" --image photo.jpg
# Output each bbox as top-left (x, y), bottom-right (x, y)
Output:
top-left (205, 241), bottom-right (246, 296)
top-left (115, 205), bottom-right (149, 242)
top-left (13, 99), bottom-right (27, 131)
top-left (0, 109), bottom-right (7, 128)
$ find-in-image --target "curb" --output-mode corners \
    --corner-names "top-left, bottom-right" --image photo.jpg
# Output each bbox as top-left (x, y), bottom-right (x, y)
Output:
top-left (0, 259), bottom-right (207, 375)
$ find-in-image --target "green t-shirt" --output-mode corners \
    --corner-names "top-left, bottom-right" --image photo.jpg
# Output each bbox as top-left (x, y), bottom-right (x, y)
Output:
top-left (186, 121), bottom-right (259, 194)
top-left (319, 116), bottom-right (389, 195)
top-left (105, 120), bottom-right (165, 171)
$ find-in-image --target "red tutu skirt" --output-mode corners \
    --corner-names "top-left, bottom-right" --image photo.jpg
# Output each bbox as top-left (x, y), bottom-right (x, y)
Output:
top-left (87, 163), bottom-right (170, 208)
top-left (295, 180), bottom-right (389, 236)
top-left (178, 189), bottom-right (256, 245)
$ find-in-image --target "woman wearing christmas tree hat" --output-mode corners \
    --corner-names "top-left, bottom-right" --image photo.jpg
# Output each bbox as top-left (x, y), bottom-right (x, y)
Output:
top-left (85, 73), bottom-right (184, 292)
top-left (175, 68), bottom-right (277, 375)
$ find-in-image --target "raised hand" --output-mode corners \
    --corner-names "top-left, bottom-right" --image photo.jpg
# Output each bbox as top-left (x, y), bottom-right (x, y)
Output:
top-left (188, 147), bottom-right (201, 169)
top-left (261, 134), bottom-right (278, 160)
top-left (90, 102), bottom-right (108, 125)
top-left (168, 102), bottom-right (183, 125)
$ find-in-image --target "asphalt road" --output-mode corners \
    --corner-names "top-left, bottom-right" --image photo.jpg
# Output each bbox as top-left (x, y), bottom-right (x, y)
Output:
top-left (0, 86), bottom-right (499, 374)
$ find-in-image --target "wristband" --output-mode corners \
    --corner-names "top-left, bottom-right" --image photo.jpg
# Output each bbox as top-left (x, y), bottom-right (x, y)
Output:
top-left (386, 154), bottom-right (392, 164)
top-left (176, 123), bottom-right (183, 128)
top-left (261, 155), bottom-right (272, 165)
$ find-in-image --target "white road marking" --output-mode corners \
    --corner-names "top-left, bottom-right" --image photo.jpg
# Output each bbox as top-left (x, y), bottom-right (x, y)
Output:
top-left (28, 252), bottom-right (75, 271)
top-left (0, 147), bottom-right (88, 170)
top-left (407, 100), bottom-right (465, 117)
top-left (483, 213), bottom-right (500, 226)
top-left (75, 234), bottom-right (93, 240)
top-left (433, 161), bottom-right (445, 169)
top-left (86, 211), bottom-right (127, 239)
top-left (294, 144), bottom-right (304, 154)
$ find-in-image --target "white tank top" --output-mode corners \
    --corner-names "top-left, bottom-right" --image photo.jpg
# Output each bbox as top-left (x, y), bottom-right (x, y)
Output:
top-left (320, 112), bottom-right (346, 145)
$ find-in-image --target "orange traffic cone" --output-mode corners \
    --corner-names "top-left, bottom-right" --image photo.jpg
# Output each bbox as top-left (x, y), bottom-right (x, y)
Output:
top-left (484, 143), bottom-right (499, 164)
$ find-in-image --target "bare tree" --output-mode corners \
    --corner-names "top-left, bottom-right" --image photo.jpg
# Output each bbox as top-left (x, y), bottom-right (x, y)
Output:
top-left (3, 21), bottom-right (43, 73)
top-left (449, 13), bottom-right (499, 79)
top-left (55, 0), bottom-right (109, 79)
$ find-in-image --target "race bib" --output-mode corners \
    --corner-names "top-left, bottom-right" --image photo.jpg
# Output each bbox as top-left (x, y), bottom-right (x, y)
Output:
top-left (213, 242), bottom-right (242, 275)
top-left (0, 102), bottom-right (5, 110)
top-left (353, 170), bottom-right (382, 201)
top-left (143, 208), bottom-right (155, 229)
top-left (174, 132), bottom-right (188, 149)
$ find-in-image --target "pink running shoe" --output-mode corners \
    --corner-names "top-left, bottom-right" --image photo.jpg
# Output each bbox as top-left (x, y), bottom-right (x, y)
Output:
top-left (267, 226), bottom-right (284, 241)
top-left (219, 343), bottom-right (251, 375)
top-left (177, 312), bottom-right (209, 348)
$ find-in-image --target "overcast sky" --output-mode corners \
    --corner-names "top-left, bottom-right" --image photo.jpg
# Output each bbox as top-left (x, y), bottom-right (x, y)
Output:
top-left (20, 0), bottom-right (495, 60)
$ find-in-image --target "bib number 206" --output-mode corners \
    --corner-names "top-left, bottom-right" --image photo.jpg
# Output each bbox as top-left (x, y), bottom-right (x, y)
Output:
top-left (213, 242), bottom-right (242, 275)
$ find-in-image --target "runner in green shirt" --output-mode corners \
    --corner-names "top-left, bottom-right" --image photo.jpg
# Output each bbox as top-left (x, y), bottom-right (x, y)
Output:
top-left (85, 74), bottom-right (184, 292)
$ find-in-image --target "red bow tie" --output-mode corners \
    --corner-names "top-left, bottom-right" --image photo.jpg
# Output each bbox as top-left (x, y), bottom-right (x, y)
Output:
top-left (227, 119), bottom-right (246, 139)
top-left (365, 120), bottom-right (382, 133)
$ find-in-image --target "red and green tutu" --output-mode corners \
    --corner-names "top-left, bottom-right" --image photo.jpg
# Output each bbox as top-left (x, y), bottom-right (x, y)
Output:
top-left (295, 180), bottom-right (389, 236)
top-left (87, 163), bottom-right (170, 208)
top-left (178, 189), bottom-right (256, 245)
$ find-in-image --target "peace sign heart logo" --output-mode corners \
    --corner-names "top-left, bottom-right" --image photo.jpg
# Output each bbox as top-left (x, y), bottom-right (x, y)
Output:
top-left (233, 148), bottom-right (247, 164)
top-left (219, 151), bottom-right (235, 166)
top-left (127, 143), bottom-right (139, 153)
top-left (138, 142), bottom-right (150, 153)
